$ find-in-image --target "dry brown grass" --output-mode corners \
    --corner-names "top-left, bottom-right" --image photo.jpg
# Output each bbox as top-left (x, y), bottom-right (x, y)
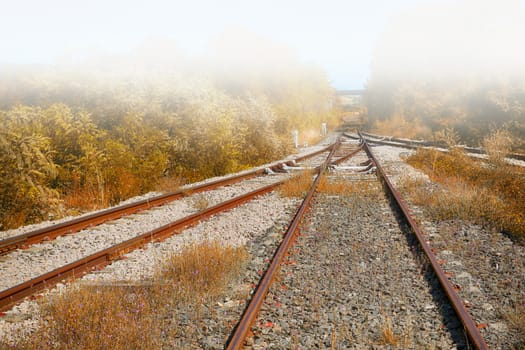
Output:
top-left (155, 175), bottom-right (184, 193)
top-left (505, 303), bottom-right (525, 348)
top-left (377, 314), bottom-right (411, 348)
top-left (16, 241), bottom-right (248, 349)
top-left (400, 178), bottom-right (506, 222)
top-left (153, 241), bottom-right (248, 302)
top-left (405, 148), bottom-right (525, 241)
top-left (483, 129), bottom-right (515, 165)
top-left (63, 186), bottom-right (104, 212)
top-left (63, 170), bottom-right (144, 212)
top-left (317, 176), bottom-right (380, 197)
top-left (279, 172), bottom-right (381, 199)
top-left (327, 310), bottom-right (354, 349)
top-left (331, 327), bottom-right (337, 350)
top-left (61, 174), bottom-right (183, 220)
top-left (433, 127), bottom-right (461, 148)
top-left (190, 194), bottom-right (209, 211)
top-left (20, 285), bottom-right (161, 350)
top-left (278, 170), bottom-right (316, 198)
top-left (379, 316), bottom-right (401, 346)
top-left (2, 211), bottom-right (28, 231)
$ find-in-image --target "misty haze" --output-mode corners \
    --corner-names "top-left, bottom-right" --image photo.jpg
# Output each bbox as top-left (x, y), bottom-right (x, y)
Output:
top-left (0, 0), bottom-right (524, 349)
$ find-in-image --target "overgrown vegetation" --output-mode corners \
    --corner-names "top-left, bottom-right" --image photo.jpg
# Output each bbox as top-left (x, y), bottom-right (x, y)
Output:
top-left (20, 286), bottom-right (161, 350)
top-left (154, 241), bottom-right (248, 303)
top-left (0, 41), bottom-right (339, 229)
top-left (378, 315), bottom-right (410, 347)
top-left (401, 145), bottom-right (525, 241)
top-left (278, 170), bottom-right (316, 198)
top-left (504, 304), bottom-right (525, 349)
top-left (10, 241), bottom-right (248, 349)
top-left (279, 172), bottom-right (381, 199)
top-left (369, 113), bottom-right (432, 140)
top-left (317, 176), bottom-right (380, 197)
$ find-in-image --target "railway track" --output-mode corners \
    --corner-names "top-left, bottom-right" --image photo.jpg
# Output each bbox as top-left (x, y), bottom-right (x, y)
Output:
top-left (361, 133), bottom-right (487, 349)
top-left (2, 133), bottom-right (521, 348)
top-left (347, 131), bottom-right (525, 162)
top-left (0, 144), bottom-right (334, 256)
top-left (226, 135), bottom-right (341, 349)
top-left (0, 140), bottom-right (351, 312)
top-left (225, 133), bottom-right (488, 349)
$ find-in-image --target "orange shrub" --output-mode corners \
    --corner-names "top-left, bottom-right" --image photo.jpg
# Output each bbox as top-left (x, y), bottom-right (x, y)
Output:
top-left (405, 149), bottom-right (525, 241)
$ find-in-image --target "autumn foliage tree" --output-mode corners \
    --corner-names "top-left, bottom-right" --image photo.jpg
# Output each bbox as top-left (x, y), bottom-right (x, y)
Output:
top-left (0, 108), bottom-right (59, 227)
top-left (0, 36), bottom-right (338, 229)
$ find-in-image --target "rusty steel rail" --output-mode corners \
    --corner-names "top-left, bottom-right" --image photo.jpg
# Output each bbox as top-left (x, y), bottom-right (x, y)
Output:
top-left (360, 131), bottom-right (439, 147)
top-left (0, 174), bottom-right (256, 255)
top-left (292, 143), bottom-right (334, 163)
top-left (0, 143), bottom-right (335, 256)
top-left (354, 131), bottom-right (525, 161)
top-left (344, 132), bottom-right (420, 150)
top-left (226, 139), bottom-right (341, 350)
top-left (0, 180), bottom-right (285, 312)
top-left (331, 143), bottom-right (363, 166)
top-left (360, 132), bottom-right (489, 350)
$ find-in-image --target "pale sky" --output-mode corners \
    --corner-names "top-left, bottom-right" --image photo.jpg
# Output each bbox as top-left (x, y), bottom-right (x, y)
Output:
top-left (1, 0), bottom-right (524, 89)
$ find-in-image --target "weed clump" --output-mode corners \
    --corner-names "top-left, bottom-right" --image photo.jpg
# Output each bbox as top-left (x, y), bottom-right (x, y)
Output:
top-left (376, 314), bottom-right (411, 347)
top-left (505, 303), bottom-right (525, 348)
top-left (153, 241), bottom-right (248, 302)
top-left (483, 129), bottom-right (514, 165)
top-left (190, 194), bottom-right (209, 211)
top-left (379, 316), bottom-right (401, 346)
top-left (317, 176), bottom-right (380, 197)
top-left (22, 285), bottom-right (160, 350)
top-left (278, 171), bottom-right (315, 198)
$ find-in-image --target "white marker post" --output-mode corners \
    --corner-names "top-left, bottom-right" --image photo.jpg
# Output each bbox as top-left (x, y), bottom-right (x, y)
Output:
top-left (292, 130), bottom-right (299, 148)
